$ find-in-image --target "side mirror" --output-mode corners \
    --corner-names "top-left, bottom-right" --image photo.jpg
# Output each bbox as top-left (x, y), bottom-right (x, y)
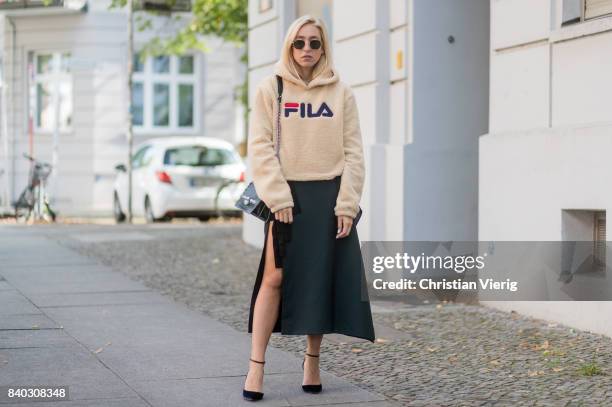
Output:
top-left (115, 164), bottom-right (127, 172)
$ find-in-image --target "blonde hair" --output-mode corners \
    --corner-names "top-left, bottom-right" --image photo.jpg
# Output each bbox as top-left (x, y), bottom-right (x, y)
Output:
top-left (279, 15), bottom-right (334, 82)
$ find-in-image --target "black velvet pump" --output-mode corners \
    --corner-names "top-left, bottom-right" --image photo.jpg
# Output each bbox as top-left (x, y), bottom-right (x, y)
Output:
top-left (301, 352), bottom-right (323, 393)
top-left (243, 358), bottom-right (265, 401)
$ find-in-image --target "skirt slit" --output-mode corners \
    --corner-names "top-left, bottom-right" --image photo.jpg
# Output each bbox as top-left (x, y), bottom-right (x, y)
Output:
top-left (247, 218), bottom-right (283, 334)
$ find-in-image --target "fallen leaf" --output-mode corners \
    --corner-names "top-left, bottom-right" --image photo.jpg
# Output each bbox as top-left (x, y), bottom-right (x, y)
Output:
top-left (533, 340), bottom-right (550, 351)
top-left (93, 341), bottom-right (112, 354)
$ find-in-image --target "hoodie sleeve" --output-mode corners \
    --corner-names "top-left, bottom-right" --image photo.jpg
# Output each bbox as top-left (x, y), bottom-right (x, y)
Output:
top-left (334, 86), bottom-right (366, 219)
top-left (247, 82), bottom-right (295, 213)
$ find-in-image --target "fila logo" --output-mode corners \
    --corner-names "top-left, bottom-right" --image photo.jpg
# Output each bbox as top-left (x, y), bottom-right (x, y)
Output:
top-left (284, 102), bottom-right (334, 118)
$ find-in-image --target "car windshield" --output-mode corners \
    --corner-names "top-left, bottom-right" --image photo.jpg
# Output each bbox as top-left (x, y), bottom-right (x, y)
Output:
top-left (163, 145), bottom-right (238, 166)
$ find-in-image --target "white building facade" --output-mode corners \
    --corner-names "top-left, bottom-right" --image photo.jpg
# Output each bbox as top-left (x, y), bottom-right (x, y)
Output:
top-left (243, 0), bottom-right (489, 246)
top-left (0, 0), bottom-right (243, 216)
top-left (481, 0), bottom-right (612, 337)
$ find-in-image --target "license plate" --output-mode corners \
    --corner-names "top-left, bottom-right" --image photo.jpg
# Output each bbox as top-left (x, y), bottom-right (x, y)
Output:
top-left (189, 177), bottom-right (208, 187)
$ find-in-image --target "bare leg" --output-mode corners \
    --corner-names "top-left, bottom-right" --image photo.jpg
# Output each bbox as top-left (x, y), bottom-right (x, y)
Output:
top-left (303, 334), bottom-right (323, 386)
top-left (244, 221), bottom-right (283, 392)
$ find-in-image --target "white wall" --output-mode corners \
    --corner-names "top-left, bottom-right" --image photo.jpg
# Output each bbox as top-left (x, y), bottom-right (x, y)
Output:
top-left (490, 44), bottom-right (550, 132)
top-left (491, 0), bottom-right (551, 50)
top-left (552, 30), bottom-right (612, 126)
top-left (483, 0), bottom-right (612, 337)
top-left (479, 124), bottom-right (612, 337)
top-left (1, 12), bottom-right (126, 214)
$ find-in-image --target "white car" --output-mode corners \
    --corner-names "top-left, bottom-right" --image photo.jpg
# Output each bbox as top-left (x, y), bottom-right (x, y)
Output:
top-left (113, 137), bottom-right (247, 223)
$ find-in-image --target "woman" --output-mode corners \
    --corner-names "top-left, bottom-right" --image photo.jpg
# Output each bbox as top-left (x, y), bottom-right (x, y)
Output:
top-left (243, 15), bottom-right (376, 402)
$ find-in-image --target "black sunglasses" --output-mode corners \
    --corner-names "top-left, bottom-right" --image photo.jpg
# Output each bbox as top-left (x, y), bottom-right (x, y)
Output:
top-left (292, 39), bottom-right (322, 50)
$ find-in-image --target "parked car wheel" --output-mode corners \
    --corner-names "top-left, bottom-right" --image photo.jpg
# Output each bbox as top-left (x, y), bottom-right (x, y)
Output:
top-left (114, 193), bottom-right (126, 223)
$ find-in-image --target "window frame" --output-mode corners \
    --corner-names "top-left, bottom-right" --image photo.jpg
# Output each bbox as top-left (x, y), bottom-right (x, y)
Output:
top-left (562, 0), bottom-right (612, 26)
top-left (31, 50), bottom-right (73, 134)
top-left (132, 52), bottom-right (200, 135)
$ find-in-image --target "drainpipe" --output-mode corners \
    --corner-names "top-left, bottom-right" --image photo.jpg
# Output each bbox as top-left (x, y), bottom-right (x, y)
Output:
top-left (126, 0), bottom-right (134, 223)
top-left (7, 16), bottom-right (15, 208)
top-left (0, 18), bottom-right (9, 211)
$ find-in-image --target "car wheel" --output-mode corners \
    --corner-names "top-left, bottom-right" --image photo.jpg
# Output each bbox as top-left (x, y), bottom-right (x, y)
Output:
top-left (144, 197), bottom-right (156, 224)
top-left (159, 215), bottom-right (172, 223)
top-left (198, 215), bottom-right (211, 222)
top-left (114, 193), bottom-right (126, 223)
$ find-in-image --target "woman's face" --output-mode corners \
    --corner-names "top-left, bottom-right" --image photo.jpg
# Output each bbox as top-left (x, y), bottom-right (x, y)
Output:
top-left (292, 23), bottom-right (324, 69)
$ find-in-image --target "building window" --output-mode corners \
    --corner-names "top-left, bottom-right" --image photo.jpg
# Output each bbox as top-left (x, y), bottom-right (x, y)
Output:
top-left (132, 52), bottom-right (199, 133)
top-left (562, 0), bottom-right (612, 26)
top-left (153, 83), bottom-right (170, 126)
top-left (561, 209), bottom-right (607, 276)
top-left (594, 211), bottom-right (606, 271)
top-left (132, 82), bottom-right (144, 126)
top-left (33, 52), bottom-right (72, 132)
top-left (258, 0), bottom-right (272, 13)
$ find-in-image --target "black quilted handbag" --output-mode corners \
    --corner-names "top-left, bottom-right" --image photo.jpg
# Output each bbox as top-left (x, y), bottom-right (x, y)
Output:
top-left (235, 75), bottom-right (284, 221)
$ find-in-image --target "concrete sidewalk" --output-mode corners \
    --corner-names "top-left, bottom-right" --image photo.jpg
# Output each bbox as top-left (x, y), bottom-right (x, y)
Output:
top-left (0, 226), bottom-right (395, 407)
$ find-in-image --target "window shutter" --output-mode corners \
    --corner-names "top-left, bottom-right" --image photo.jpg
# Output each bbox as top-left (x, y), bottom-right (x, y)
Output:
top-left (585, 0), bottom-right (612, 19)
top-left (593, 211), bottom-right (606, 270)
top-left (139, 0), bottom-right (191, 12)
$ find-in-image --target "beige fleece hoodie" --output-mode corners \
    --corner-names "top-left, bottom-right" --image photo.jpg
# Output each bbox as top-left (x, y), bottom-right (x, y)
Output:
top-left (247, 58), bottom-right (365, 219)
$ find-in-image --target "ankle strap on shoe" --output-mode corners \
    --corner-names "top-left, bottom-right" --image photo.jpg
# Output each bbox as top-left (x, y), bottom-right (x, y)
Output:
top-left (305, 353), bottom-right (319, 358)
top-left (249, 358), bottom-right (265, 365)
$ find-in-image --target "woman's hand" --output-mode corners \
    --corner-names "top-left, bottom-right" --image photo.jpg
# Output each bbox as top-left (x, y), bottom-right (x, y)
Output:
top-left (274, 207), bottom-right (293, 223)
top-left (336, 215), bottom-right (353, 239)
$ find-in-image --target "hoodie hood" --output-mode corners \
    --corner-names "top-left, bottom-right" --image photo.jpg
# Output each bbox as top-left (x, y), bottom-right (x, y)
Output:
top-left (273, 53), bottom-right (339, 90)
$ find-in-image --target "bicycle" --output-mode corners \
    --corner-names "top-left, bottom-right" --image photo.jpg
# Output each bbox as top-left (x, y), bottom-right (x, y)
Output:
top-left (12, 153), bottom-right (57, 223)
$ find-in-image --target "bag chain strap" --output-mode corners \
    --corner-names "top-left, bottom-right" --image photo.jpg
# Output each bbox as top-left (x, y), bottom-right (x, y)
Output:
top-left (275, 76), bottom-right (282, 162)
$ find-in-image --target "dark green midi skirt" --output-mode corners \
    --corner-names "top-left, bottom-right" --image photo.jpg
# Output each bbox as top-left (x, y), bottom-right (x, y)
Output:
top-left (247, 175), bottom-right (376, 343)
